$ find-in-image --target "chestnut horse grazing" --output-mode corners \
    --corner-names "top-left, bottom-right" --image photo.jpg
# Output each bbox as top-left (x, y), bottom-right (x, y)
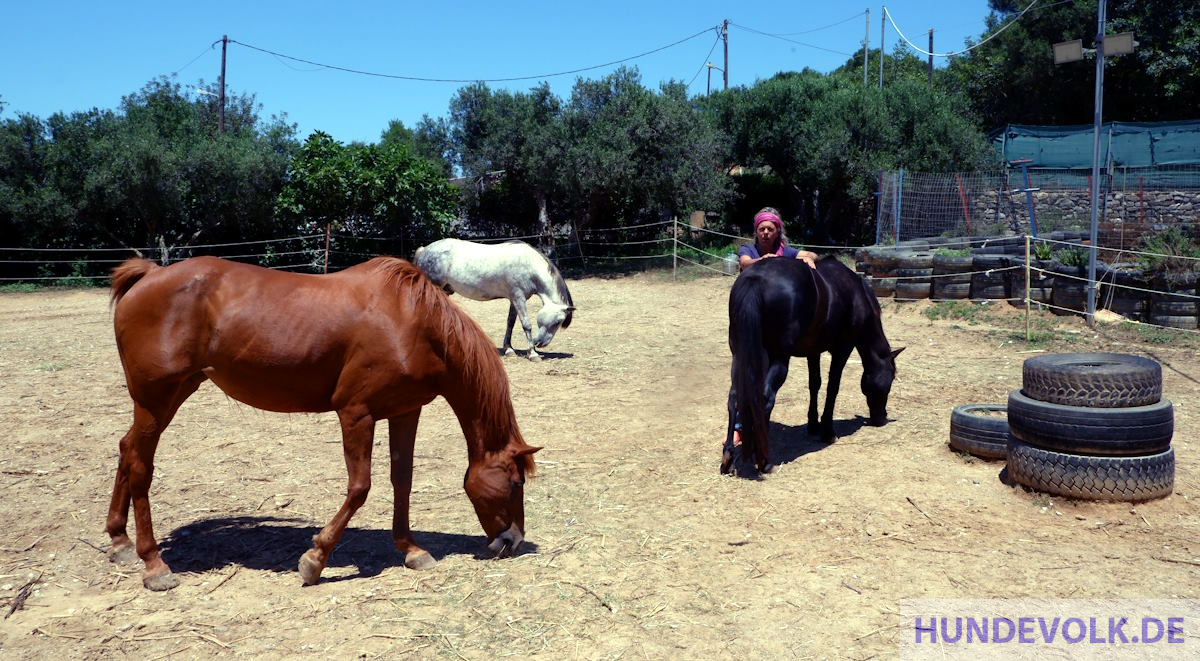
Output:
top-left (107, 256), bottom-right (539, 590)
top-left (722, 257), bottom-right (903, 475)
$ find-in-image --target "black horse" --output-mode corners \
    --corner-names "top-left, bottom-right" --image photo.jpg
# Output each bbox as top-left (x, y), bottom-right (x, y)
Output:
top-left (722, 256), bottom-right (904, 474)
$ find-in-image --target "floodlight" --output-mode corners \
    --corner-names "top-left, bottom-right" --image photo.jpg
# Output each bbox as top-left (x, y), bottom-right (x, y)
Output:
top-left (1103, 32), bottom-right (1135, 56)
top-left (1053, 39), bottom-right (1084, 64)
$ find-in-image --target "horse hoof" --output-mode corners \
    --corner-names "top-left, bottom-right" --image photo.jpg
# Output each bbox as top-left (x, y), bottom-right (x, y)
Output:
top-left (503, 348), bottom-right (517, 357)
top-left (720, 450), bottom-right (733, 474)
top-left (404, 550), bottom-right (437, 571)
top-left (761, 463), bottom-right (776, 474)
top-left (527, 353), bottom-right (542, 362)
top-left (108, 543), bottom-right (139, 566)
top-left (142, 568), bottom-right (180, 591)
top-left (298, 550), bottom-right (325, 586)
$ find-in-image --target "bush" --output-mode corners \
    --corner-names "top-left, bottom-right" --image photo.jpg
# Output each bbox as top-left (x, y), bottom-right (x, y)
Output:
top-left (1053, 245), bottom-right (1089, 268)
top-left (1137, 226), bottom-right (1200, 289)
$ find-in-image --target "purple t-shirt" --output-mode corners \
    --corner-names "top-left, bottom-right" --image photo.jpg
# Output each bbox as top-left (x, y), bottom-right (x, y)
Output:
top-left (738, 243), bottom-right (800, 260)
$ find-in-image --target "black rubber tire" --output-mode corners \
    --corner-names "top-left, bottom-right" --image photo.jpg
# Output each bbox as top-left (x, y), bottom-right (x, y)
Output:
top-left (933, 282), bottom-right (970, 299)
top-left (1147, 314), bottom-right (1199, 330)
top-left (1022, 352), bottom-right (1162, 408)
top-left (1007, 389), bottom-right (1173, 456)
top-left (1006, 438), bottom-right (1174, 502)
top-left (948, 404), bottom-right (1008, 459)
top-left (894, 282), bottom-right (930, 300)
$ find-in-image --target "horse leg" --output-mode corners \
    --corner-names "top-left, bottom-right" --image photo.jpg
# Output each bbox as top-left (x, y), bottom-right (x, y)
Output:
top-left (720, 366), bottom-right (738, 474)
top-left (819, 347), bottom-right (854, 442)
top-left (298, 406), bottom-right (375, 586)
top-left (758, 359), bottom-right (790, 473)
top-left (502, 303), bottom-right (519, 357)
top-left (386, 409), bottom-right (437, 571)
top-left (806, 354), bottom-right (822, 433)
top-left (106, 374), bottom-right (204, 591)
top-left (509, 296), bottom-right (541, 361)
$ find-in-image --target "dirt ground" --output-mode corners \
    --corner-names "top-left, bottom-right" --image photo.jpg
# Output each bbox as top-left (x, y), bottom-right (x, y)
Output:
top-left (0, 268), bottom-right (1197, 659)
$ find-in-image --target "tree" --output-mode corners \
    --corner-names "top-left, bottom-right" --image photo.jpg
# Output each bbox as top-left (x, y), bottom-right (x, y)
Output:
top-left (709, 71), bottom-right (990, 244)
top-left (943, 0), bottom-right (1200, 128)
top-left (449, 81), bottom-right (566, 242)
top-left (276, 131), bottom-right (458, 262)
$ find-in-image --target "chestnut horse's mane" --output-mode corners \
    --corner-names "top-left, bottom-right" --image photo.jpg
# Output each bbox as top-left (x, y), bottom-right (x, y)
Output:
top-left (369, 257), bottom-right (535, 475)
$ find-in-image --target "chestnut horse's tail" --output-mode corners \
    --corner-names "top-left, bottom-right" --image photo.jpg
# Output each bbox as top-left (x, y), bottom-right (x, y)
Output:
top-left (729, 280), bottom-right (769, 468)
top-left (109, 258), bottom-right (159, 307)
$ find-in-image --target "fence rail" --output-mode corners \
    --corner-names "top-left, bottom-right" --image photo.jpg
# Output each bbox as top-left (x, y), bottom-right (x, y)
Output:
top-left (3, 218), bottom-right (1198, 337)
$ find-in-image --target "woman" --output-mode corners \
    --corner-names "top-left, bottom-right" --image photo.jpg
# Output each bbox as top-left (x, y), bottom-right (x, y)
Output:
top-left (737, 207), bottom-right (818, 271)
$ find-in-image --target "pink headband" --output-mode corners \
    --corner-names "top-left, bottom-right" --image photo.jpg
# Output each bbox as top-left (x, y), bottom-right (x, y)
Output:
top-left (754, 211), bottom-right (782, 231)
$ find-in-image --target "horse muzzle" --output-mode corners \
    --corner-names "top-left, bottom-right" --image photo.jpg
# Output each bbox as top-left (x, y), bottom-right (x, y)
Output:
top-left (487, 522), bottom-right (524, 558)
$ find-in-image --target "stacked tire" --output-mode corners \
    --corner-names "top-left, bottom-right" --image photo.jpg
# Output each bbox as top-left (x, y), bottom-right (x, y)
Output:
top-left (1006, 353), bottom-right (1175, 502)
top-left (932, 254), bottom-right (973, 300)
top-left (894, 252), bottom-right (933, 301)
top-left (863, 247), bottom-right (899, 301)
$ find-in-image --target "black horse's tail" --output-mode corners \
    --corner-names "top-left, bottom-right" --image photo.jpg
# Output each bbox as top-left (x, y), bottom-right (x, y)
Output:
top-left (730, 279), bottom-right (769, 469)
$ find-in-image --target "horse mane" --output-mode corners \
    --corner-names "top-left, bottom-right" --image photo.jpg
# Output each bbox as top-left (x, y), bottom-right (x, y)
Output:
top-left (369, 257), bottom-right (536, 476)
top-left (109, 258), bottom-right (159, 308)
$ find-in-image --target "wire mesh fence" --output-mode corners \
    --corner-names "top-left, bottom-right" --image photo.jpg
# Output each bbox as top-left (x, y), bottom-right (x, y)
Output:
top-left (875, 166), bottom-right (1200, 249)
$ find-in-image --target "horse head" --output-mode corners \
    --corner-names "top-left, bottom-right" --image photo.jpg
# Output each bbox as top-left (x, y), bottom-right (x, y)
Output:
top-left (532, 302), bottom-right (574, 348)
top-left (463, 443), bottom-right (541, 557)
top-left (862, 347), bottom-right (904, 425)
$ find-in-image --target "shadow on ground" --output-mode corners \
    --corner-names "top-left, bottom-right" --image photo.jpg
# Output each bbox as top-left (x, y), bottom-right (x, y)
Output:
top-left (156, 516), bottom-right (538, 583)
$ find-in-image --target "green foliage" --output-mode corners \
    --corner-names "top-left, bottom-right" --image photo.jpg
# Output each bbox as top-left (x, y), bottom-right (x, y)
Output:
top-left (934, 247), bottom-right (971, 257)
top-left (1053, 246), bottom-right (1089, 267)
top-left (925, 300), bottom-right (987, 323)
top-left (1136, 226), bottom-right (1200, 286)
top-left (1032, 240), bottom-right (1053, 261)
top-left (944, 1), bottom-right (1200, 127)
top-left (276, 131), bottom-right (459, 264)
top-left (0, 283), bottom-right (39, 293)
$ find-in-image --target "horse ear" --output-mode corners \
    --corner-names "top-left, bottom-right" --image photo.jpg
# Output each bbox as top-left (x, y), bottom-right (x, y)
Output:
top-left (516, 445), bottom-right (542, 456)
top-left (891, 347), bottom-right (905, 360)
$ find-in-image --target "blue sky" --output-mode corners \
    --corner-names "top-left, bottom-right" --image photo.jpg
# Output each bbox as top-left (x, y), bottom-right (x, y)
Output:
top-left (4, 1), bottom-right (1000, 145)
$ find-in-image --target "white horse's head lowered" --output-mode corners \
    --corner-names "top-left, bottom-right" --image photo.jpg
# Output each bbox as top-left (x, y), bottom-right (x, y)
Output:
top-left (533, 301), bottom-right (574, 348)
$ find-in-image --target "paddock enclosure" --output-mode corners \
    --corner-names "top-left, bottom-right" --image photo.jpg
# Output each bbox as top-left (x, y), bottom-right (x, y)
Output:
top-left (1, 272), bottom-right (1197, 658)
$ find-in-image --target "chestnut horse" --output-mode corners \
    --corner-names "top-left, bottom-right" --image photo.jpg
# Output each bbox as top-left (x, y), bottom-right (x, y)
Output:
top-left (722, 257), bottom-right (903, 475)
top-left (107, 256), bottom-right (539, 590)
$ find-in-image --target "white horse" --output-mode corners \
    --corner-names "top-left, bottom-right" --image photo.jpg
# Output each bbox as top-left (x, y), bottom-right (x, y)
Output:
top-left (414, 239), bottom-right (575, 360)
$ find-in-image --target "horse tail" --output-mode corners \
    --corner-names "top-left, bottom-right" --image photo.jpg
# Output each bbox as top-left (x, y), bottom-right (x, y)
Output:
top-left (730, 279), bottom-right (769, 468)
top-left (109, 258), bottom-right (158, 308)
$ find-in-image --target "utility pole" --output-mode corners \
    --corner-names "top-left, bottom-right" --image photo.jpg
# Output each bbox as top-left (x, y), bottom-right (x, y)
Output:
top-left (863, 9), bottom-right (870, 86)
top-left (928, 29), bottom-right (934, 84)
top-left (879, 8), bottom-right (885, 88)
top-left (722, 19), bottom-right (729, 90)
top-left (1085, 3), bottom-right (1107, 327)
top-left (218, 35), bottom-right (228, 133)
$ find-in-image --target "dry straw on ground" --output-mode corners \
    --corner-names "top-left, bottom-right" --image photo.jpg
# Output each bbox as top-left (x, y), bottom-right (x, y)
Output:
top-left (0, 270), bottom-right (1196, 658)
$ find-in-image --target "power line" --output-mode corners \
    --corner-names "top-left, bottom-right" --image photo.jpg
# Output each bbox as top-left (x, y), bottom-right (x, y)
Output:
top-left (774, 10), bottom-right (866, 37)
top-left (687, 33), bottom-right (724, 90)
top-left (884, 0), bottom-right (1041, 58)
top-left (729, 22), bottom-right (856, 57)
top-left (228, 26), bottom-right (719, 84)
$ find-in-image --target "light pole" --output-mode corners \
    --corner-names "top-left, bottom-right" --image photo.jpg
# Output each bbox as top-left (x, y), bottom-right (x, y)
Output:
top-left (706, 62), bottom-right (723, 95)
top-left (1052, 1), bottom-right (1134, 326)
